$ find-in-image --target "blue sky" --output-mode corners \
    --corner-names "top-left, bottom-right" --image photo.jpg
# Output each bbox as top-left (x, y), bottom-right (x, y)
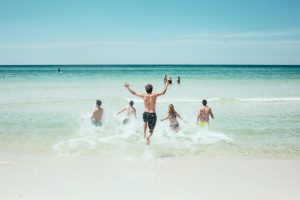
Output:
top-left (0, 0), bottom-right (300, 64)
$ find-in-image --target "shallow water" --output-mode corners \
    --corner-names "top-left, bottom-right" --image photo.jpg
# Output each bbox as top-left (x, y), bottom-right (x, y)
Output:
top-left (0, 65), bottom-right (300, 158)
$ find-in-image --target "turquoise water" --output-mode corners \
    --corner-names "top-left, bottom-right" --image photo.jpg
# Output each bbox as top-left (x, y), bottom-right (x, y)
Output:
top-left (1, 65), bottom-right (300, 158)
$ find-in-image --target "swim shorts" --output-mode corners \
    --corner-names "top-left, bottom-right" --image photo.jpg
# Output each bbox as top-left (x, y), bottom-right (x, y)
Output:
top-left (143, 112), bottom-right (157, 130)
top-left (123, 118), bottom-right (130, 125)
top-left (169, 123), bottom-right (179, 130)
top-left (92, 120), bottom-right (102, 127)
top-left (198, 121), bottom-right (208, 128)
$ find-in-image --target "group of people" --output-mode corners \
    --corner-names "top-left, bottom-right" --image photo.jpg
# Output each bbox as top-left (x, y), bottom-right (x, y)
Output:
top-left (164, 75), bottom-right (180, 85)
top-left (90, 79), bottom-right (214, 145)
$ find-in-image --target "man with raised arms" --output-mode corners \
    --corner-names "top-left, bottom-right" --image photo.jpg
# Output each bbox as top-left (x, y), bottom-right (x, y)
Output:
top-left (124, 81), bottom-right (170, 145)
top-left (197, 99), bottom-right (214, 127)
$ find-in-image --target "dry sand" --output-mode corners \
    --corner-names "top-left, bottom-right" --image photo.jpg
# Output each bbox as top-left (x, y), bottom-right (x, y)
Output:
top-left (1, 153), bottom-right (300, 200)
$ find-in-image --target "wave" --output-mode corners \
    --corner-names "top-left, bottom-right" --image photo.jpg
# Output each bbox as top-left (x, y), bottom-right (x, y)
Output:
top-left (52, 116), bottom-right (233, 157)
top-left (123, 97), bottom-right (300, 103)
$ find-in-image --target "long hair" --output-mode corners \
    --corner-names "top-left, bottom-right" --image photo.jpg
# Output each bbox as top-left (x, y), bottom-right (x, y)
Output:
top-left (168, 104), bottom-right (176, 117)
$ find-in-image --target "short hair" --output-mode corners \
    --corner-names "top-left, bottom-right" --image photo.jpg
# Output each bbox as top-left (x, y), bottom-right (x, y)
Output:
top-left (96, 100), bottom-right (102, 106)
top-left (145, 84), bottom-right (153, 94)
top-left (202, 99), bottom-right (207, 106)
top-left (129, 100), bottom-right (134, 106)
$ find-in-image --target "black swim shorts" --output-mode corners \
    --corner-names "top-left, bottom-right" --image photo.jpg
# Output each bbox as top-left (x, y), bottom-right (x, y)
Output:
top-left (143, 112), bottom-right (157, 130)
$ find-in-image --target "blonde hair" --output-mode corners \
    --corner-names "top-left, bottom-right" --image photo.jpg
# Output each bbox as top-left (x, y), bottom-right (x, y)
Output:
top-left (168, 104), bottom-right (176, 117)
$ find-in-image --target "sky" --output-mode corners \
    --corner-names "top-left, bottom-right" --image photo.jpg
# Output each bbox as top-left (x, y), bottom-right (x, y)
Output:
top-left (0, 0), bottom-right (300, 64)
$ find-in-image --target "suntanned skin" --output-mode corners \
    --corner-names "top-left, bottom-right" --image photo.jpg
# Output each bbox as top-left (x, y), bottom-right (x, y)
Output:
top-left (161, 111), bottom-right (186, 133)
top-left (91, 105), bottom-right (103, 122)
top-left (124, 81), bottom-right (170, 145)
top-left (117, 105), bottom-right (136, 119)
top-left (197, 105), bottom-right (214, 124)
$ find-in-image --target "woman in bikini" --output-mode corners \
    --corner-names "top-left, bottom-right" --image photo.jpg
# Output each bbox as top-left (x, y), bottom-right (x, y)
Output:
top-left (161, 104), bottom-right (186, 133)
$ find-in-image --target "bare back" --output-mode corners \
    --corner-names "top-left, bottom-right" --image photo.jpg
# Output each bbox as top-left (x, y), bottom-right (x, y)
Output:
top-left (126, 106), bottom-right (136, 117)
top-left (92, 107), bottom-right (103, 121)
top-left (199, 106), bottom-right (212, 122)
top-left (143, 94), bottom-right (158, 113)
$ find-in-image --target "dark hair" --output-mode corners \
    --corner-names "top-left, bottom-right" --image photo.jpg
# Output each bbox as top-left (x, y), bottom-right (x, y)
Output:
top-left (129, 100), bottom-right (134, 106)
top-left (202, 99), bottom-right (207, 106)
top-left (96, 100), bottom-right (102, 106)
top-left (145, 84), bottom-right (153, 94)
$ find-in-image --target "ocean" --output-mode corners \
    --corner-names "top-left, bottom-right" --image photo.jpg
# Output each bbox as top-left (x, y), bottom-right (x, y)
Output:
top-left (1, 65), bottom-right (300, 158)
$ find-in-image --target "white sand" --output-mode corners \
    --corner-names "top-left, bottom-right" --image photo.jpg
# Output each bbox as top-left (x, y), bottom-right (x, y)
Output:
top-left (1, 154), bottom-right (300, 200)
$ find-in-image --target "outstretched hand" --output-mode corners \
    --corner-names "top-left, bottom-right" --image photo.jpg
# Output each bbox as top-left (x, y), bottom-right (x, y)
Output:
top-left (124, 83), bottom-right (130, 88)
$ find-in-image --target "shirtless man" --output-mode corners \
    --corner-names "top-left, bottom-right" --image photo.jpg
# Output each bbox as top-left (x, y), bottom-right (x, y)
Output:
top-left (197, 99), bottom-right (214, 127)
top-left (90, 100), bottom-right (103, 126)
top-left (124, 81), bottom-right (170, 145)
top-left (117, 100), bottom-right (136, 124)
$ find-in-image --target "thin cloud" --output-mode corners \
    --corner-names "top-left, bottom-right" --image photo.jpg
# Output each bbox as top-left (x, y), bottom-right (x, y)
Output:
top-left (0, 40), bottom-right (138, 49)
top-left (179, 30), bottom-right (300, 39)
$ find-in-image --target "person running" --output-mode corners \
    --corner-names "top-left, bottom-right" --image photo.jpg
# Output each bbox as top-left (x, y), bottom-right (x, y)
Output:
top-left (90, 100), bottom-right (103, 127)
top-left (196, 99), bottom-right (214, 127)
top-left (124, 80), bottom-right (170, 145)
top-left (161, 104), bottom-right (186, 132)
top-left (117, 100), bottom-right (136, 124)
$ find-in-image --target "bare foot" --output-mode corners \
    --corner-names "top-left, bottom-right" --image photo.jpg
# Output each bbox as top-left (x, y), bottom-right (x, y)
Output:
top-left (146, 137), bottom-right (150, 145)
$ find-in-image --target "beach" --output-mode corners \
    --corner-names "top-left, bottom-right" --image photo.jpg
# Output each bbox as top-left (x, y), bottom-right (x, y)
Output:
top-left (0, 65), bottom-right (300, 199)
top-left (1, 153), bottom-right (300, 200)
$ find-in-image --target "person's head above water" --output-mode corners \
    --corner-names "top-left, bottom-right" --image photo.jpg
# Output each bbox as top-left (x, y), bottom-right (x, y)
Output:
top-left (145, 84), bottom-right (153, 94)
top-left (96, 100), bottom-right (102, 107)
top-left (168, 104), bottom-right (176, 115)
top-left (202, 99), bottom-right (207, 106)
top-left (129, 100), bottom-right (134, 106)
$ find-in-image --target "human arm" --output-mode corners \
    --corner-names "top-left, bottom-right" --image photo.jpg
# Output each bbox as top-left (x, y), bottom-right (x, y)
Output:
top-left (90, 110), bottom-right (97, 120)
top-left (134, 109), bottom-right (136, 119)
top-left (160, 114), bottom-right (169, 122)
top-left (176, 112), bottom-right (187, 123)
top-left (117, 108), bottom-right (126, 115)
top-left (124, 83), bottom-right (144, 98)
top-left (209, 108), bottom-right (214, 119)
top-left (196, 109), bottom-right (200, 124)
top-left (155, 81), bottom-right (170, 97)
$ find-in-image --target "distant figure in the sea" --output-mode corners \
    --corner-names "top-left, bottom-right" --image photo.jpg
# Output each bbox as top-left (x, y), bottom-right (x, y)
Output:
top-left (161, 104), bottom-right (186, 133)
top-left (124, 80), bottom-right (170, 145)
top-left (57, 67), bottom-right (61, 74)
top-left (90, 100), bottom-right (103, 127)
top-left (197, 99), bottom-right (214, 127)
top-left (164, 75), bottom-right (168, 84)
top-left (177, 76), bottom-right (180, 84)
top-left (168, 77), bottom-right (172, 84)
top-left (117, 100), bottom-right (136, 124)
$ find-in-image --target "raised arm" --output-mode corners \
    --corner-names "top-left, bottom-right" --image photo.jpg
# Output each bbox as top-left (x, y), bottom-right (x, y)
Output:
top-left (124, 83), bottom-right (144, 98)
top-left (155, 81), bottom-right (169, 97)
